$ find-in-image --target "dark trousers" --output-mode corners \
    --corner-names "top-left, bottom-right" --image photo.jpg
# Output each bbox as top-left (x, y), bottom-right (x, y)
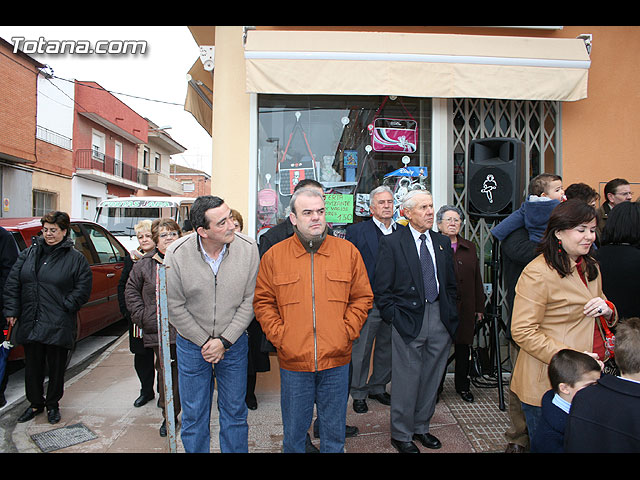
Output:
top-left (23, 342), bottom-right (68, 410)
top-left (454, 343), bottom-right (471, 392)
top-left (134, 345), bottom-right (155, 398)
top-left (152, 344), bottom-right (181, 420)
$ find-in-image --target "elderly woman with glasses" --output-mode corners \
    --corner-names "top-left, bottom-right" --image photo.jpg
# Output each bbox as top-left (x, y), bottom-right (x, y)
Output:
top-left (436, 205), bottom-right (485, 403)
top-left (125, 218), bottom-right (182, 437)
top-left (4, 211), bottom-right (92, 425)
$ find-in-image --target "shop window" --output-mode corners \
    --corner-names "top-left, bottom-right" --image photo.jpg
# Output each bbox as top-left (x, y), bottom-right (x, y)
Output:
top-left (256, 95), bottom-right (431, 238)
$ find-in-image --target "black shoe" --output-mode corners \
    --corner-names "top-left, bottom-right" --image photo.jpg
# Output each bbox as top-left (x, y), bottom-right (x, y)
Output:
top-left (17, 406), bottom-right (44, 423)
top-left (305, 433), bottom-right (319, 453)
top-left (345, 425), bottom-right (359, 438)
top-left (0, 394), bottom-right (6, 408)
top-left (368, 392), bottom-right (391, 405)
top-left (391, 438), bottom-right (420, 453)
top-left (413, 433), bottom-right (441, 449)
top-left (159, 419), bottom-right (167, 437)
top-left (47, 407), bottom-right (61, 424)
top-left (133, 393), bottom-right (154, 408)
top-left (246, 394), bottom-right (258, 410)
top-left (457, 390), bottom-right (474, 403)
top-left (353, 399), bottom-right (368, 413)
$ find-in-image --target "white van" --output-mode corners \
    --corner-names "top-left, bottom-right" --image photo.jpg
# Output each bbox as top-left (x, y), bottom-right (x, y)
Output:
top-left (95, 196), bottom-right (195, 251)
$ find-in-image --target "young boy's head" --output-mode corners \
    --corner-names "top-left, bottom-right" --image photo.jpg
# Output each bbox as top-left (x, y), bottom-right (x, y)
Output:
top-left (614, 317), bottom-right (640, 378)
top-left (548, 349), bottom-right (601, 403)
top-left (528, 173), bottom-right (564, 201)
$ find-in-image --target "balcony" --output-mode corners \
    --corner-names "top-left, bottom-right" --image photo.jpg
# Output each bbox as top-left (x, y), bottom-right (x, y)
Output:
top-left (74, 149), bottom-right (148, 190)
top-left (146, 171), bottom-right (184, 195)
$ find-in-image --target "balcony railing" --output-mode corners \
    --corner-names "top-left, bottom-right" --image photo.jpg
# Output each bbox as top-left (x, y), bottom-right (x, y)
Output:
top-left (75, 149), bottom-right (148, 186)
top-left (36, 125), bottom-right (72, 151)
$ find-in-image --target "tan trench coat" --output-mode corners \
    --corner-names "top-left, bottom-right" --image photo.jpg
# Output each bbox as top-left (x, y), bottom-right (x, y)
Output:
top-left (510, 254), bottom-right (615, 407)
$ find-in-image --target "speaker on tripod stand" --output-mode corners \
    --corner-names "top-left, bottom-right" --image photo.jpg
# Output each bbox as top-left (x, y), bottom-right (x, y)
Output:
top-left (466, 137), bottom-right (525, 411)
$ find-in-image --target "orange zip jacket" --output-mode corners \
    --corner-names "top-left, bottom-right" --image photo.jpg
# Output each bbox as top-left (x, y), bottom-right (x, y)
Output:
top-left (254, 233), bottom-right (373, 372)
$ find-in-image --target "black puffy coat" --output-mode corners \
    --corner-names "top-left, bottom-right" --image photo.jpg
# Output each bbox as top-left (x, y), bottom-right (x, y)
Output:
top-left (3, 236), bottom-right (92, 350)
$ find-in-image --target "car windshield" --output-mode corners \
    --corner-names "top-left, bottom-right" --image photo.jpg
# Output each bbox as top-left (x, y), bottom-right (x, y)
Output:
top-left (95, 206), bottom-right (177, 235)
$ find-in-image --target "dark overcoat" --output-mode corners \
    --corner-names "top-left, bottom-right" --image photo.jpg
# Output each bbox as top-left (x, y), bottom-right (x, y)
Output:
top-left (451, 235), bottom-right (485, 345)
top-left (373, 226), bottom-right (459, 344)
top-left (3, 236), bottom-right (92, 350)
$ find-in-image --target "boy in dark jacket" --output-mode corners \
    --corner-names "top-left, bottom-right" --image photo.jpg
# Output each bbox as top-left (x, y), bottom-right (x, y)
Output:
top-left (530, 349), bottom-right (601, 453)
top-left (565, 318), bottom-right (640, 452)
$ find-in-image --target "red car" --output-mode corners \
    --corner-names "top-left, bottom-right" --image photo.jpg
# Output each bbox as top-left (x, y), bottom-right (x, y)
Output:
top-left (0, 218), bottom-right (127, 361)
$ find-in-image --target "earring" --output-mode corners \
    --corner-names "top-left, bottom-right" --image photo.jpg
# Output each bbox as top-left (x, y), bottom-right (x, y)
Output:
top-left (557, 238), bottom-right (563, 254)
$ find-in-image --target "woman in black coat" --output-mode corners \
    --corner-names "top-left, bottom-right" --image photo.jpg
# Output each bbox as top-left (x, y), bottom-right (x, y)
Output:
top-left (4, 211), bottom-right (92, 425)
top-left (595, 201), bottom-right (640, 320)
top-left (436, 205), bottom-right (485, 403)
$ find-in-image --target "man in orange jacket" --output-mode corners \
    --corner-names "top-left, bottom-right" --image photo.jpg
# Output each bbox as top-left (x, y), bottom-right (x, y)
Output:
top-left (254, 187), bottom-right (373, 453)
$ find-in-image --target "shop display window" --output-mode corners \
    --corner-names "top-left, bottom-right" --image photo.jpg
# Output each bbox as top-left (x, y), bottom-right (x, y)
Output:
top-left (256, 95), bottom-right (431, 239)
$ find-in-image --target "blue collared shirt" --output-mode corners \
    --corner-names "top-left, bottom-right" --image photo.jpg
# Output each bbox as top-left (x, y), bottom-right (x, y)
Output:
top-left (551, 393), bottom-right (571, 414)
top-left (199, 235), bottom-right (227, 275)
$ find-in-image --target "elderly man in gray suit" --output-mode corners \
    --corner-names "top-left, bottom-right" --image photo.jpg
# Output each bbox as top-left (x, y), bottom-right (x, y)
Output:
top-left (373, 189), bottom-right (459, 453)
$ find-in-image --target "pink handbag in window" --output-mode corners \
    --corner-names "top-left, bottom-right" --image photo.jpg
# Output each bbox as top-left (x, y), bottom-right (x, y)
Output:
top-left (368, 97), bottom-right (418, 153)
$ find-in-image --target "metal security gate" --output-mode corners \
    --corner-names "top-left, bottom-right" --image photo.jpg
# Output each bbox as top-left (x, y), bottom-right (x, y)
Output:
top-left (450, 97), bottom-right (561, 309)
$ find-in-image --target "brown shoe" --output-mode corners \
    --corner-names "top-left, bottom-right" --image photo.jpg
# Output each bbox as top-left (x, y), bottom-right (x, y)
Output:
top-left (504, 443), bottom-right (526, 453)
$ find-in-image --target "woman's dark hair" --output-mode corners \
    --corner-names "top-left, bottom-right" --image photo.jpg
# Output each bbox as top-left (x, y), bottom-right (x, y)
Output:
top-left (601, 201), bottom-right (640, 247)
top-left (190, 195), bottom-right (225, 230)
top-left (41, 211), bottom-right (71, 238)
top-left (537, 199), bottom-right (599, 280)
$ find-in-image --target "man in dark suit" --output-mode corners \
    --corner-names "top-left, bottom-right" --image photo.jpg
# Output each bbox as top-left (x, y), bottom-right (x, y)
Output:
top-left (346, 186), bottom-right (396, 414)
top-left (374, 190), bottom-right (458, 453)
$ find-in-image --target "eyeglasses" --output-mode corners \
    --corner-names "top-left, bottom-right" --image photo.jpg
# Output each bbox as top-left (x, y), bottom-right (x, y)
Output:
top-left (159, 231), bottom-right (179, 239)
top-left (442, 217), bottom-right (461, 224)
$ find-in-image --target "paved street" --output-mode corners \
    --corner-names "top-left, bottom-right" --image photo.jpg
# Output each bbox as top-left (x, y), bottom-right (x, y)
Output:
top-left (1, 332), bottom-right (512, 454)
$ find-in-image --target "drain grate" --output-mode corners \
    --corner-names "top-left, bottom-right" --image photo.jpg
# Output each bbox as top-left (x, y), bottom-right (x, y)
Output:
top-left (31, 423), bottom-right (98, 452)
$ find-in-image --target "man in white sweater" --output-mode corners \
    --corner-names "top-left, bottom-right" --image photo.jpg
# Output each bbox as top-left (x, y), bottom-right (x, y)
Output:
top-left (165, 195), bottom-right (259, 453)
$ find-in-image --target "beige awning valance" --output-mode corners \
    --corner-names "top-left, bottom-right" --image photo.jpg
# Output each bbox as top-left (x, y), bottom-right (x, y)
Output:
top-left (244, 30), bottom-right (591, 101)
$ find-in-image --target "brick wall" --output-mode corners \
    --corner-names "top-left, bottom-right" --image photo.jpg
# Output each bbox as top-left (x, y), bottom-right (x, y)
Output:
top-left (0, 40), bottom-right (39, 162)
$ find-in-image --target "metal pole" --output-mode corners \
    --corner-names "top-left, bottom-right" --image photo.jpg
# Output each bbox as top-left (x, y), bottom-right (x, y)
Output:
top-left (157, 263), bottom-right (177, 453)
top-left (491, 240), bottom-right (505, 411)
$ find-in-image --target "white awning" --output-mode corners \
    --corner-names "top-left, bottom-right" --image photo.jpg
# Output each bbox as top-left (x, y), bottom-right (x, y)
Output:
top-left (244, 30), bottom-right (591, 101)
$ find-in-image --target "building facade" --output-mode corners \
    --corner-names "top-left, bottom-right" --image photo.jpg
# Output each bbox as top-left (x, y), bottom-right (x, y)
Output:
top-left (186, 26), bottom-right (640, 241)
top-left (137, 121), bottom-right (185, 197)
top-left (0, 37), bottom-right (41, 217)
top-left (169, 163), bottom-right (211, 197)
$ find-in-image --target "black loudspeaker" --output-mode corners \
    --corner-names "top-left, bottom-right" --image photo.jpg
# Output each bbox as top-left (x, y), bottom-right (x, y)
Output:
top-left (467, 137), bottom-right (525, 219)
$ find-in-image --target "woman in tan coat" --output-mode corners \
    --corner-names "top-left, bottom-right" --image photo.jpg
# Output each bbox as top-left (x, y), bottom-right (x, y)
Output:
top-left (510, 200), bottom-right (615, 443)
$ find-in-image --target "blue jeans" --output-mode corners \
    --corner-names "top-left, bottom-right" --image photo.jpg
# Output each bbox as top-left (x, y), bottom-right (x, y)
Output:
top-left (521, 401), bottom-right (542, 443)
top-left (280, 364), bottom-right (349, 453)
top-left (176, 333), bottom-right (248, 453)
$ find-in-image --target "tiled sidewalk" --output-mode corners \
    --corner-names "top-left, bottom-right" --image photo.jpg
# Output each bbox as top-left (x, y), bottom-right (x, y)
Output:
top-left (7, 333), bottom-right (513, 453)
